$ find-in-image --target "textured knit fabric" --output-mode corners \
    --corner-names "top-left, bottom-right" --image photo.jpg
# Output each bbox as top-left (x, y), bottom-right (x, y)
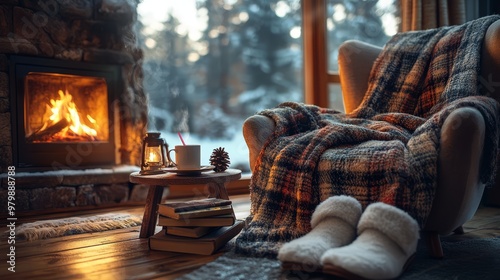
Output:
top-left (234, 15), bottom-right (500, 258)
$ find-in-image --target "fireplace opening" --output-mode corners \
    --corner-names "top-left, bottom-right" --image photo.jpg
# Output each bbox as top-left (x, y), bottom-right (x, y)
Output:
top-left (24, 73), bottom-right (110, 143)
top-left (10, 56), bottom-right (121, 170)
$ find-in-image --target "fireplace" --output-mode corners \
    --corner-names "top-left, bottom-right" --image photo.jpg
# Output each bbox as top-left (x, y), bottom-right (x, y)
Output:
top-left (0, 0), bottom-right (152, 213)
top-left (10, 55), bottom-right (120, 169)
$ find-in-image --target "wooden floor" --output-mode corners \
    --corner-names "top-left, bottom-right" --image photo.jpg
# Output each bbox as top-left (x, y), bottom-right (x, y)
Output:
top-left (1, 194), bottom-right (499, 280)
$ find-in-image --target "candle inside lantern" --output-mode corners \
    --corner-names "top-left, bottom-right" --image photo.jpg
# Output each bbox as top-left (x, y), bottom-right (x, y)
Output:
top-left (147, 148), bottom-right (161, 164)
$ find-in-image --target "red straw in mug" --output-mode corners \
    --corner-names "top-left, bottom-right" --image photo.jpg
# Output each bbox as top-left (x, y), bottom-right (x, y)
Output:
top-left (177, 132), bottom-right (186, 146)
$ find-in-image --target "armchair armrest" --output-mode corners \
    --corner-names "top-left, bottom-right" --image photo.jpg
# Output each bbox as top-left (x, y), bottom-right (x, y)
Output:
top-left (480, 19), bottom-right (500, 104)
top-left (243, 115), bottom-right (275, 170)
top-left (424, 107), bottom-right (486, 234)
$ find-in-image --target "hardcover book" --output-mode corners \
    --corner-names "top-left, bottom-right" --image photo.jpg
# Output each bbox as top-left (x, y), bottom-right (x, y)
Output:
top-left (158, 198), bottom-right (232, 215)
top-left (165, 226), bottom-right (220, 238)
top-left (157, 214), bottom-right (236, 227)
top-left (149, 220), bottom-right (245, 255)
top-left (158, 204), bottom-right (234, 220)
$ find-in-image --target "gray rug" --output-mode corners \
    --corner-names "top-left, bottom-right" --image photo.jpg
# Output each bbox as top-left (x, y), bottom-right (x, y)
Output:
top-left (179, 238), bottom-right (500, 280)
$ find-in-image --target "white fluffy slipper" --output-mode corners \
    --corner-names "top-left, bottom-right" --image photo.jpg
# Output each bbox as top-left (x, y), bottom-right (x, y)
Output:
top-left (278, 195), bottom-right (362, 272)
top-left (321, 202), bottom-right (420, 279)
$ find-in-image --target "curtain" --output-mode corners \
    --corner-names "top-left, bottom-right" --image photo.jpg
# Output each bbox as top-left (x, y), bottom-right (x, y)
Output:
top-left (400, 0), bottom-right (466, 31)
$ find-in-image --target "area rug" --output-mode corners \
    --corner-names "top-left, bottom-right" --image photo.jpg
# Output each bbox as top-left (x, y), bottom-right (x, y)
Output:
top-left (179, 237), bottom-right (500, 280)
top-left (13, 213), bottom-right (142, 241)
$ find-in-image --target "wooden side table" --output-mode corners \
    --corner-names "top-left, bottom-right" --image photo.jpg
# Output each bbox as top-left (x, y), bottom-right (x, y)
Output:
top-left (129, 169), bottom-right (242, 238)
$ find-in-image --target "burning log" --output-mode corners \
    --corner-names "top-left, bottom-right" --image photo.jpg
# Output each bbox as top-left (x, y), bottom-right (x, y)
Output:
top-left (26, 118), bottom-right (70, 142)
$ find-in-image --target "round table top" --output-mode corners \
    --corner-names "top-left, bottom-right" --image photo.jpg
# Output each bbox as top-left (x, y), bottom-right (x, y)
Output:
top-left (129, 168), bottom-right (241, 186)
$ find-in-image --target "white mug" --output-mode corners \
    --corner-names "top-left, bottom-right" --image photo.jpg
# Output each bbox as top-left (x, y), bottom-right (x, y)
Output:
top-left (168, 145), bottom-right (201, 170)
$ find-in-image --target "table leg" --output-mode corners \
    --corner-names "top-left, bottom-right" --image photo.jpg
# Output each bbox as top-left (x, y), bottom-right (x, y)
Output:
top-left (207, 182), bottom-right (229, 200)
top-left (140, 185), bottom-right (165, 238)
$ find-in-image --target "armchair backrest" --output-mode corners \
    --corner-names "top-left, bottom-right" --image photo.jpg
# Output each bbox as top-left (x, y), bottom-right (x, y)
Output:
top-left (338, 40), bottom-right (382, 113)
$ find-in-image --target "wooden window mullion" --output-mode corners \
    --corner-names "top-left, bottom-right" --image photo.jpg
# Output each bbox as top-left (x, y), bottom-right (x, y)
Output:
top-left (302, 0), bottom-right (329, 108)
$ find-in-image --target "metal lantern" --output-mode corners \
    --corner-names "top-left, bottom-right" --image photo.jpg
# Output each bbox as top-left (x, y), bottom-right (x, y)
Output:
top-left (140, 132), bottom-right (170, 174)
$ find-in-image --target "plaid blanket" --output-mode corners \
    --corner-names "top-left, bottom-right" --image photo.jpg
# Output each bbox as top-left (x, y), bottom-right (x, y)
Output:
top-left (235, 15), bottom-right (500, 258)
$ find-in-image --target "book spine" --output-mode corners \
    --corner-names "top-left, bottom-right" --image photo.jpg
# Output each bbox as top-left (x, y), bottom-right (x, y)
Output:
top-left (172, 201), bottom-right (232, 213)
top-left (157, 216), bottom-right (235, 227)
top-left (174, 207), bottom-right (233, 219)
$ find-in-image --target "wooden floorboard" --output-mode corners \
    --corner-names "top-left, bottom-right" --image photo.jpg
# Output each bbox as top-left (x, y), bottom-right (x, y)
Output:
top-left (2, 194), bottom-right (499, 279)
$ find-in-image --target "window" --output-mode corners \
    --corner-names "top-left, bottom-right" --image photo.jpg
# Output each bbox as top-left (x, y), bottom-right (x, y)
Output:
top-left (303, 0), bottom-right (399, 110)
top-left (136, 0), bottom-right (399, 178)
top-left (327, 0), bottom-right (398, 110)
top-left (137, 0), bottom-right (303, 174)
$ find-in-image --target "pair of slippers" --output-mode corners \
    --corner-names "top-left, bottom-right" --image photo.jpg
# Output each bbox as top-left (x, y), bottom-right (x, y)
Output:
top-left (277, 196), bottom-right (420, 279)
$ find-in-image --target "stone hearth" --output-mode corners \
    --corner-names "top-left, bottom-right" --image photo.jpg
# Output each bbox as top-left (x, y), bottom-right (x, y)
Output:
top-left (0, 165), bottom-right (166, 213)
top-left (0, 0), bottom-right (151, 213)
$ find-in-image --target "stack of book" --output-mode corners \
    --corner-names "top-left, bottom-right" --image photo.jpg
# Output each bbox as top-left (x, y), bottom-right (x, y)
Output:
top-left (149, 198), bottom-right (244, 255)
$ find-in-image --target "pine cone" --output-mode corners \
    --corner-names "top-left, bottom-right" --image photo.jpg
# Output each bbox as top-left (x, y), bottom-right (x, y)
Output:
top-left (210, 147), bottom-right (230, 172)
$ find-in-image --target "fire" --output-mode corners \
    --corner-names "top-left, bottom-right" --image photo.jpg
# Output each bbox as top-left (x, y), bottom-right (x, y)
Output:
top-left (29, 90), bottom-right (99, 142)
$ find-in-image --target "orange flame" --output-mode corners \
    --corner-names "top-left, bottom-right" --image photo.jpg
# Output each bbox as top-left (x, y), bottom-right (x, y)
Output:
top-left (36, 90), bottom-right (98, 141)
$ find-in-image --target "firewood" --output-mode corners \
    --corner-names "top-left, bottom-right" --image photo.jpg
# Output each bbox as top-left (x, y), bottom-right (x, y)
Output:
top-left (27, 118), bottom-right (70, 142)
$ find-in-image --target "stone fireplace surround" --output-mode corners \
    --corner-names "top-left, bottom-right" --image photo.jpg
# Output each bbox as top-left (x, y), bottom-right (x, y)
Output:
top-left (0, 0), bottom-right (152, 213)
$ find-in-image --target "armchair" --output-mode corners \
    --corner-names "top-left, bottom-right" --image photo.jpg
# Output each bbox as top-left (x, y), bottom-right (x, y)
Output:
top-left (243, 19), bottom-right (500, 258)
